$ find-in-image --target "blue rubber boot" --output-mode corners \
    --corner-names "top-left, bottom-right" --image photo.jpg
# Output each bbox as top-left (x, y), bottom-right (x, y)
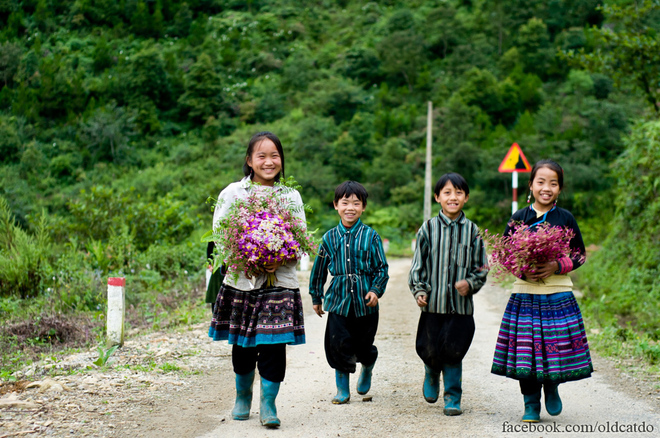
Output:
top-left (543, 383), bottom-right (563, 416)
top-left (231, 370), bottom-right (255, 420)
top-left (332, 370), bottom-right (350, 404)
top-left (423, 364), bottom-right (440, 403)
top-left (522, 392), bottom-right (542, 422)
top-left (442, 363), bottom-right (463, 416)
top-left (259, 377), bottom-right (281, 428)
top-left (357, 363), bottom-right (375, 395)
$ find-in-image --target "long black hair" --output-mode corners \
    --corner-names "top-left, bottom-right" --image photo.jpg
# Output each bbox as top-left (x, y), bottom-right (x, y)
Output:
top-left (528, 159), bottom-right (564, 190)
top-left (242, 131), bottom-right (285, 182)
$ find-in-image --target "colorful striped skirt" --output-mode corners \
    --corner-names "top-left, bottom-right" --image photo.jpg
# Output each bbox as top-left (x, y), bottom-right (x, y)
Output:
top-left (209, 284), bottom-right (305, 348)
top-left (491, 291), bottom-right (593, 383)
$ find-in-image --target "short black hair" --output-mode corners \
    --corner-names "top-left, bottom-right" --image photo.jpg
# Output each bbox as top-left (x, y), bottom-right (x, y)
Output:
top-left (434, 173), bottom-right (470, 196)
top-left (334, 181), bottom-right (368, 207)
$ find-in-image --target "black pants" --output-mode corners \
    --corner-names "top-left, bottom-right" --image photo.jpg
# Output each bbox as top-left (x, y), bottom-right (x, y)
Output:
top-left (416, 312), bottom-right (475, 373)
top-left (519, 379), bottom-right (544, 395)
top-left (232, 344), bottom-right (286, 383)
top-left (325, 311), bottom-right (379, 374)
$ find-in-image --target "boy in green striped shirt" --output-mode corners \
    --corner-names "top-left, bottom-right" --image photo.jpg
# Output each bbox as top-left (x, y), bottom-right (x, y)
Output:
top-left (309, 181), bottom-right (389, 404)
top-left (408, 173), bottom-right (488, 416)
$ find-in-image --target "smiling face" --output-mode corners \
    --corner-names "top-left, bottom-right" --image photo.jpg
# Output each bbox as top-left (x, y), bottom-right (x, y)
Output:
top-left (246, 138), bottom-right (282, 186)
top-left (530, 166), bottom-right (561, 212)
top-left (434, 181), bottom-right (469, 220)
top-left (334, 194), bottom-right (365, 228)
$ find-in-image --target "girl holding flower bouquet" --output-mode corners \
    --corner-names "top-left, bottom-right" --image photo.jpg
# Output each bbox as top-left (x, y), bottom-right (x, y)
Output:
top-left (490, 159), bottom-right (593, 423)
top-left (208, 131), bottom-right (310, 429)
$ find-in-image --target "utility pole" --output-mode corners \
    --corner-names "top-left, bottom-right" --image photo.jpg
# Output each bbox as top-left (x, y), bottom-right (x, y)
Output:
top-left (424, 101), bottom-right (433, 221)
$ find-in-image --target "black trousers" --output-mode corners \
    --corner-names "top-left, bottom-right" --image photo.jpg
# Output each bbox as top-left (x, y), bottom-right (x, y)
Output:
top-left (519, 379), bottom-right (544, 395)
top-left (232, 344), bottom-right (286, 383)
top-left (416, 312), bottom-right (475, 373)
top-left (325, 311), bottom-right (379, 374)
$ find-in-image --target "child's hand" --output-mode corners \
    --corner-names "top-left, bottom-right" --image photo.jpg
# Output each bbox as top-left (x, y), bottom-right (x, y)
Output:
top-left (525, 261), bottom-right (559, 282)
top-left (263, 261), bottom-right (283, 273)
top-left (455, 279), bottom-right (471, 296)
top-left (365, 292), bottom-right (378, 307)
top-left (313, 304), bottom-right (325, 317)
top-left (416, 294), bottom-right (428, 307)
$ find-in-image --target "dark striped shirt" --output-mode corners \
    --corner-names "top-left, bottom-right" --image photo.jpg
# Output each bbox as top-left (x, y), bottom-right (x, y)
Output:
top-left (309, 219), bottom-right (389, 317)
top-left (408, 211), bottom-right (488, 315)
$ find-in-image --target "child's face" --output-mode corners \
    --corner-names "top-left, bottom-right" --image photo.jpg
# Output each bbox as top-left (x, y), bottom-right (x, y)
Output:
top-left (334, 194), bottom-right (365, 228)
top-left (434, 181), bottom-right (468, 220)
top-left (246, 139), bottom-right (282, 186)
top-left (530, 166), bottom-right (561, 211)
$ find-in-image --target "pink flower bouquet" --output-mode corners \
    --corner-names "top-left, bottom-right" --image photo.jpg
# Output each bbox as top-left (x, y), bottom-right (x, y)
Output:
top-left (203, 180), bottom-right (318, 285)
top-left (483, 222), bottom-right (581, 281)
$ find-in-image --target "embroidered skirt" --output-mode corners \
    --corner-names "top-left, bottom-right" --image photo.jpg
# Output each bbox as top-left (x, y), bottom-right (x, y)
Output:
top-left (491, 291), bottom-right (593, 383)
top-left (209, 284), bottom-right (305, 348)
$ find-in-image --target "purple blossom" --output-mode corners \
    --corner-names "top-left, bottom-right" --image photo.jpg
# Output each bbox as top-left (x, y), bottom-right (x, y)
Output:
top-left (483, 222), bottom-right (581, 281)
top-left (209, 186), bottom-right (318, 281)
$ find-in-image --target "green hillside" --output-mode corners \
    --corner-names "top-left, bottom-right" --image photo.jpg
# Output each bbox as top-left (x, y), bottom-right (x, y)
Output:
top-left (0, 1), bottom-right (658, 373)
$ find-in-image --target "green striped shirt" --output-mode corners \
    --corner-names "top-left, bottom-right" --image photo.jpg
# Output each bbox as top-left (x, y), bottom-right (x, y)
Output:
top-left (309, 219), bottom-right (389, 317)
top-left (408, 211), bottom-right (488, 315)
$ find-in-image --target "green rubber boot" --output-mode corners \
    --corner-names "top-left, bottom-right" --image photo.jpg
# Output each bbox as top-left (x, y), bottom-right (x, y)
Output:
top-left (332, 370), bottom-right (350, 404)
top-left (544, 383), bottom-right (563, 416)
top-left (357, 363), bottom-right (375, 395)
top-left (231, 370), bottom-right (255, 420)
top-left (423, 364), bottom-right (440, 403)
top-left (522, 392), bottom-right (542, 423)
top-left (442, 363), bottom-right (463, 416)
top-left (259, 377), bottom-right (281, 428)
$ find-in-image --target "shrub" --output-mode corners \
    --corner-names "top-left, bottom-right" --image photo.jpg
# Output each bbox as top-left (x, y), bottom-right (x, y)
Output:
top-left (0, 196), bottom-right (51, 299)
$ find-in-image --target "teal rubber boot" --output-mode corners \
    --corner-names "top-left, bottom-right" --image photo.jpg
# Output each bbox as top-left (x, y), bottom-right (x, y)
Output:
top-left (231, 370), bottom-right (255, 420)
top-left (332, 371), bottom-right (350, 404)
top-left (442, 363), bottom-right (463, 416)
top-left (357, 363), bottom-right (375, 395)
top-left (543, 383), bottom-right (563, 416)
top-left (423, 364), bottom-right (440, 403)
top-left (522, 392), bottom-right (542, 422)
top-left (259, 377), bottom-right (281, 428)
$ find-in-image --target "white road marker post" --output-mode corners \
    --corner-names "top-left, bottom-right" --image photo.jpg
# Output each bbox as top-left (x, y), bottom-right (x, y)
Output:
top-left (299, 254), bottom-right (310, 271)
top-left (512, 171), bottom-right (519, 215)
top-left (107, 277), bottom-right (125, 348)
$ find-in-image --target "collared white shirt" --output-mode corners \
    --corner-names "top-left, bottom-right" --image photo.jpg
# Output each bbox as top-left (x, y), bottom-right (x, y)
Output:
top-left (213, 177), bottom-right (305, 291)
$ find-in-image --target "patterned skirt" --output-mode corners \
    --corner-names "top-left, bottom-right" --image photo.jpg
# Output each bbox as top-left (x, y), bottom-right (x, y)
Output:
top-left (491, 291), bottom-right (593, 383)
top-left (209, 284), bottom-right (305, 348)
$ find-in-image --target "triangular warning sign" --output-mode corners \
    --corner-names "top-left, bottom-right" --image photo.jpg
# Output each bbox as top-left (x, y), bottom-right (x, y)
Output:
top-left (498, 143), bottom-right (531, 173)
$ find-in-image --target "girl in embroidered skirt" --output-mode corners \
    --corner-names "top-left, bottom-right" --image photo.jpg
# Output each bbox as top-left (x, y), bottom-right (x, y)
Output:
top-left (491, 159), bottom-right (593, 423)
top-left (208, 131), bottom-right (306, 428)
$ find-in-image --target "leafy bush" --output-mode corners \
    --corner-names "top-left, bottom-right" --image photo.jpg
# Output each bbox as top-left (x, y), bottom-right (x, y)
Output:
top-left (0, 196), bottom-right (51, 299)
top-left (579, 120), bottom-right (660, 337)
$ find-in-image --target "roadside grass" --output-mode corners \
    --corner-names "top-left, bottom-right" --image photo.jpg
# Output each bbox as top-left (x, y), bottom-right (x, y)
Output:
top-left (0, 274), bottom-right (209, 380)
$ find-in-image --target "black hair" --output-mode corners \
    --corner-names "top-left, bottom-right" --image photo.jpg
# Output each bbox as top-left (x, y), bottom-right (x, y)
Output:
top-left (334, 181), bottom-right (369, 207)
top-left (528, 159), bottom-right (564, 190)
top-left (243, 131), bottom-right (285, 182)
top-left (434, 173), bottom-right (470, 196)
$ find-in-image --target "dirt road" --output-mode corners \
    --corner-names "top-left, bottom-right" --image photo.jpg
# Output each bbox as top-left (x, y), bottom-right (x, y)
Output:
top-left (123, 258), bottom-right (659, 438)
top-left (3, 258), bottom-right (658, 437)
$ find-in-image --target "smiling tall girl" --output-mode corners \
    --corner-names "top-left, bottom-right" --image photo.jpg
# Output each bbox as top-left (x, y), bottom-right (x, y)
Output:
top-left (208, 132), bottom-right (306, 428)
top-left (491, 159), bottom-right (592, 423)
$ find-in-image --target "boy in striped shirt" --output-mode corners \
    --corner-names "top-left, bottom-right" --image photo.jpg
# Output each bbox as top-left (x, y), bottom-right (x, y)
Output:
top-left (309, 181), bottom-right (389, 404)
top-left (408, 173), bottom-right (488, 416)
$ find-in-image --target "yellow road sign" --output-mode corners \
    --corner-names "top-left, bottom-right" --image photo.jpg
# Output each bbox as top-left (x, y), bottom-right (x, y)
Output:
top-left (498, 143), bottom-right (531, 173)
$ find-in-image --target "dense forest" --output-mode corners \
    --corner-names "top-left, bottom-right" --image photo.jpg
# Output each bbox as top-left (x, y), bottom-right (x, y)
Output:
top-left (1, 0), bottom-right (659, 373)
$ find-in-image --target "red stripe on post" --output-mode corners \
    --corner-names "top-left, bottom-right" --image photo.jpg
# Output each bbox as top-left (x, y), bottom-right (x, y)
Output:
top-left (108, 277), bottom-right (126, 287)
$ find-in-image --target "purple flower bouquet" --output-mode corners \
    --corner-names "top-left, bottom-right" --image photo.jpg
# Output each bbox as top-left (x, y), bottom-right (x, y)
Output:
top-left (203, 180), bottom-right (318, 286)
top-left (484, 222), bottom-right (580, 281)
